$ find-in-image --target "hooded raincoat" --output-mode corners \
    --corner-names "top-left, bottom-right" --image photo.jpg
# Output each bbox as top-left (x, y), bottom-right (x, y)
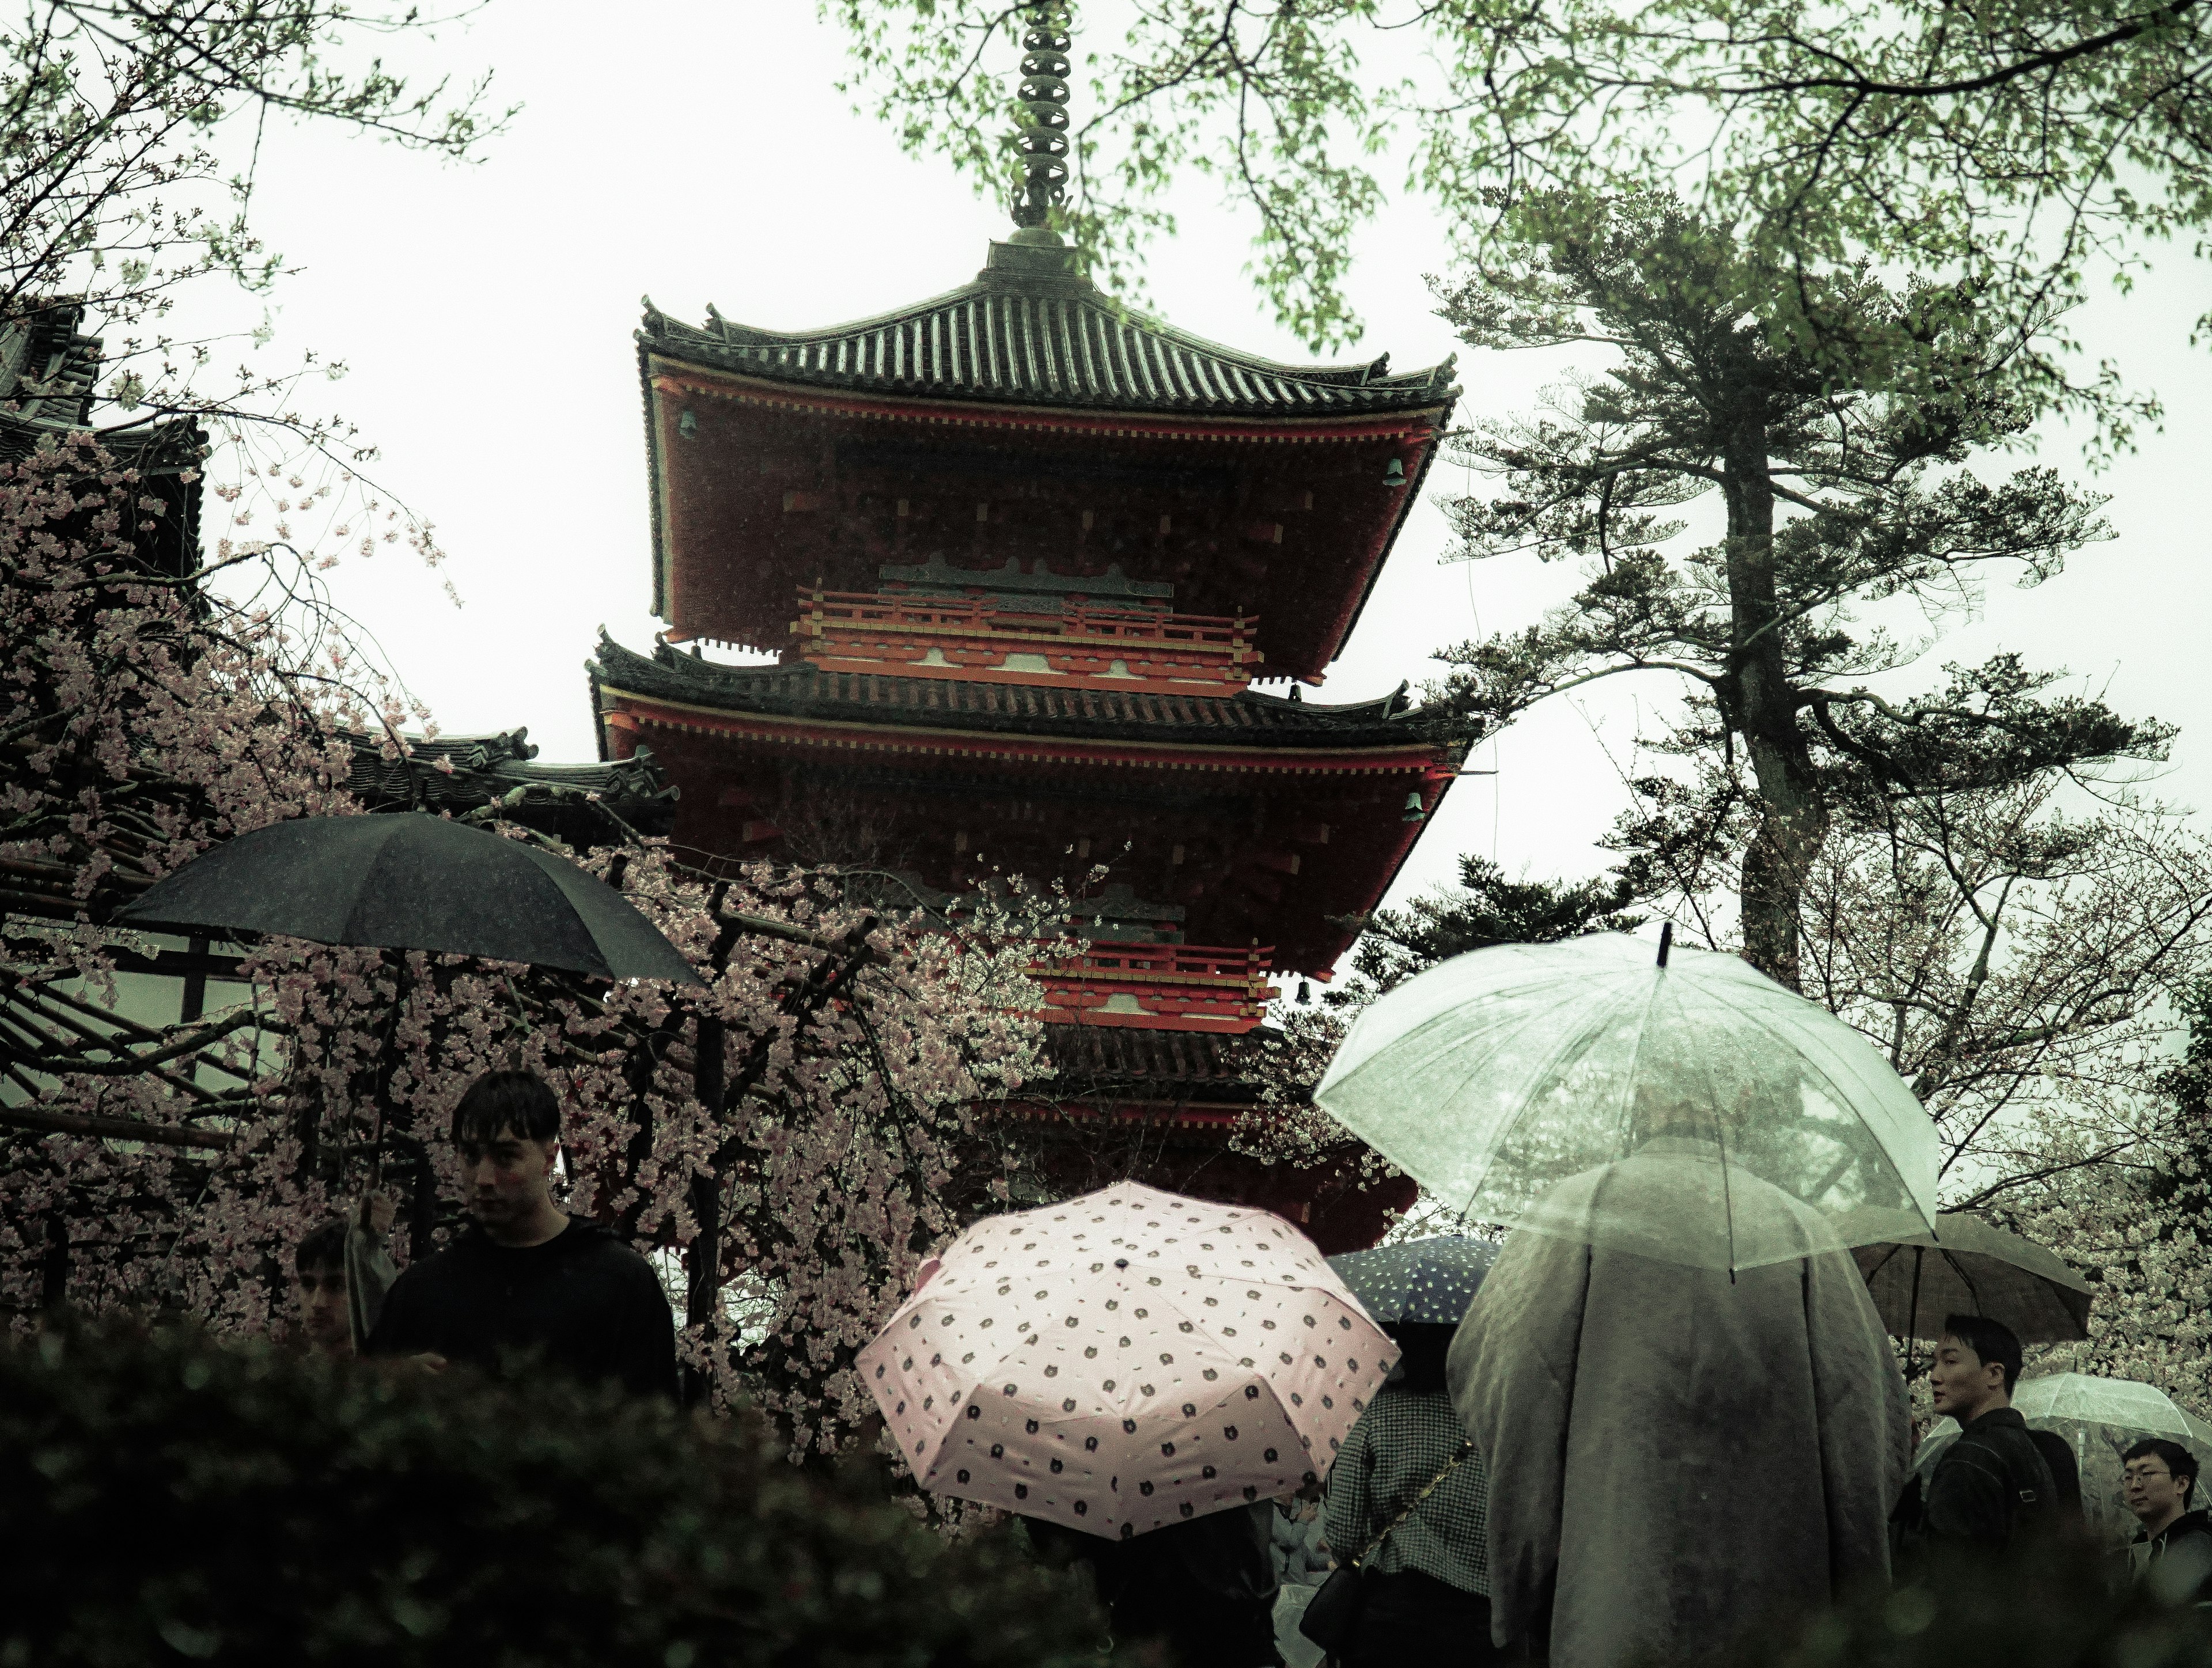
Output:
top-left (1448, 1143), bottom-right (1908, 1668)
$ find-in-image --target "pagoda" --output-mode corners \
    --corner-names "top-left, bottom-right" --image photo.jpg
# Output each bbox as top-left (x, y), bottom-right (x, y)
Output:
top-left (589, 9), bottom-right (1463, 1250)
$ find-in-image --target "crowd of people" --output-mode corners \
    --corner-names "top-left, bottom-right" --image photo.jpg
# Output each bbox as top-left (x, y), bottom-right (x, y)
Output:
top-left (292, 1068), bottom-right (2210, 1668)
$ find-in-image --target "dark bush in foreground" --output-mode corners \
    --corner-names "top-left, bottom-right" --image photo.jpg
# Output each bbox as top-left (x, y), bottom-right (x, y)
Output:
top-left (1711, 1541), bottom-right (2211, 1668)
top-left (0, 1324), bottom-right (1106, 1667)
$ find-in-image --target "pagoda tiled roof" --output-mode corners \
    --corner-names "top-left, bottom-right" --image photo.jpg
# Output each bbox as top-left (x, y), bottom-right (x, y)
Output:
top-left (639, 241), bottom-right (1457, 421)
top-left (0, 302), bottom-right (200, 465)
top-left (349, 727), bottom-right (679, 844)
top-left (0, 301), bottom-right (203, 576)
top-left (1039, 1022), bottom-right (1275, 1108)
top-left (590, 634), bottom-right (1437, 750)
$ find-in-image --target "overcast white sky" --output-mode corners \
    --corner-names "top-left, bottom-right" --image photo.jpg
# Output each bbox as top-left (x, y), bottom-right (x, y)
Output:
top-left (220, 1), bottom-right (2212, 922)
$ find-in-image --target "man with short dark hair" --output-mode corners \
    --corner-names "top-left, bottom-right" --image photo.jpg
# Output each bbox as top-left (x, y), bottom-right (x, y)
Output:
top-left (1894, 1314), bottom-right (2058, 1563)
top-left (293, 1218), bottom-right (355, 1355)
top-left (366, 1070), bottom-right (679, 1401)
top-left (2122, 1438), bottom-right (2212, 1605)
top-left (291, 1192), bottom-right (396, 1355)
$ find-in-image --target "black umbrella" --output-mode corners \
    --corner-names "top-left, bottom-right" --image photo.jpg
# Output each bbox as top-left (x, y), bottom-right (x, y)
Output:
top-left (116, 813), bottom-right (703, 985)
top-left (1854, 1211), bottom-right (2092, 1345)
top-left (1327, 1235), bottom-right (1498, 1327)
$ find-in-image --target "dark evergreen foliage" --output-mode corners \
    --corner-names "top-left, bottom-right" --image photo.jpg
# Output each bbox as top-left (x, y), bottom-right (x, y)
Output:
top-left (0, 1322), bottom-right (1107, 1668)
top-left (1426, 188), bottom-right (2168, 987)
top-left (2147, 979), bottom-right (2212, 1229)
top-left (1346, 855), bottom-right (1645, 995)
top-left (1707, 1542), bottom-right (2211, 1668)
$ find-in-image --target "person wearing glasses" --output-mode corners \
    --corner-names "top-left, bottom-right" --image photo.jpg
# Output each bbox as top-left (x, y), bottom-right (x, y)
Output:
top-left (2121, 1439), bottom-right (2211, 1606)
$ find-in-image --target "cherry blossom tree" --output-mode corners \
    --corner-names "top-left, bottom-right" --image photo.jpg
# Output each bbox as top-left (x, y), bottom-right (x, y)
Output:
top-left (0, 2), bottom-right (1066, 1462)
top-left (2003, 980), bottom-right (2212, 1420)
top-left (0, 423), bottom-right (1056, 1451)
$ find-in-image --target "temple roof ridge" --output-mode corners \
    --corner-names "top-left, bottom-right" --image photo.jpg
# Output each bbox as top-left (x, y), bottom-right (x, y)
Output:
top-left (347, 723), bottom-right (679, 844)
top-left (639, 255), bottom-right (1460, 420)
top-left (0, 300), bottom-right (203, 468)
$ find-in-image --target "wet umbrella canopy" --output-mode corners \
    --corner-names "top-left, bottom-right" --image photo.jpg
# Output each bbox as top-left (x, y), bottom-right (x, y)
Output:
top-left (1316, 934), bottom-right (1939, 1272)
top-left (1855, 1212), bottom-right (2092, 1343)
top-left (2013, 1373), bottom-right (2201, 1440)
top-left (858, 1182), bottom-right (1395, 1540)
top-left (1327, 1236), bottom-right (1497, 1326)
top-left (116, 814), bottom-right (701, 984)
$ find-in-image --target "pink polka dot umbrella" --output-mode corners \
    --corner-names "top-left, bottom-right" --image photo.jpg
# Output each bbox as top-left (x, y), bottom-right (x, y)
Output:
top-left (859, 1181), bottom-right (1398, 1540)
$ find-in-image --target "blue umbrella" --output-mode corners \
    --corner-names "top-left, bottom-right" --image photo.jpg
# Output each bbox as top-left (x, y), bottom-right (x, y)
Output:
top-left (1327, 1235), bottom-right (1498, 1327)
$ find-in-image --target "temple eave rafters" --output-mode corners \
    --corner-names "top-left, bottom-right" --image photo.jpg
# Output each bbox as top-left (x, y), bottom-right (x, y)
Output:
top-left (597, 693), bottom-right (1449, 778)
top-left (642, 340), bottom-right (1455, 680)
top-left (592, 715), bottom-right (1459, 979)
top-left (645, 363), bottom-right (1452, 443)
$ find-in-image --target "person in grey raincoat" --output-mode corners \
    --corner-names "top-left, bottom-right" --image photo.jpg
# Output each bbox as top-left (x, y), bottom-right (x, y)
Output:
top-left (1448, 1138), bottom-right (1909, 1668)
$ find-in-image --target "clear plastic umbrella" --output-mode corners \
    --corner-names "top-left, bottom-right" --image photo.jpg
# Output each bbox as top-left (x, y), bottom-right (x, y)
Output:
top-left (1316, 932), bottom-right (1939, 1273)
top-left (2017, 1373), bottom-right (2200, 1439)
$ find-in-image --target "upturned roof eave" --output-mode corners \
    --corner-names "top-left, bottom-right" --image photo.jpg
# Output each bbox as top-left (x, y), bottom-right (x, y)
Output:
top-left (1324, 381), bottom-right (1465, 664)
top-left (589, 635), bottom-right (1445, 755)
top-left (646, 269), bottom-right (1455, 389)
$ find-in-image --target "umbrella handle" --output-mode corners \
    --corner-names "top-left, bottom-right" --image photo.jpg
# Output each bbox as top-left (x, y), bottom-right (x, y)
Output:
top-left (366, 954), bottom-right (411, 1193)
top-left (502, 972), bottom-right (536, 1042)
top-left (1904, 1246), bottom-right (1925, 1381)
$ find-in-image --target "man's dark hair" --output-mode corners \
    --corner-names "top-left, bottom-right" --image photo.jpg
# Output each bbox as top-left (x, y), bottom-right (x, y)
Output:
top-left (1941, 1313), bottom-right (2024, 1394)
top-left (294, 1218), bottom-right (348, 1275)
top-left (2123, 1438), bottom-right (2198, 1508)
top-left (451, 1070), bottom-right (561, 1146)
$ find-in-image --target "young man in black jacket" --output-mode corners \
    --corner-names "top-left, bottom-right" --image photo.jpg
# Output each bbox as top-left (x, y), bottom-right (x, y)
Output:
top-left (1893, 1314), bottom-right (2058, 1565)
top-left (367, 1070), bottom-right (679, 1401)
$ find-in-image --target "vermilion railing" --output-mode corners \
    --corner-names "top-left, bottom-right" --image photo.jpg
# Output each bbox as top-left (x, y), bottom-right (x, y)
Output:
top-left (1030, 941), bottom-right (1278, 1034)
top-left (787, 586), bottom-right (1262, 691)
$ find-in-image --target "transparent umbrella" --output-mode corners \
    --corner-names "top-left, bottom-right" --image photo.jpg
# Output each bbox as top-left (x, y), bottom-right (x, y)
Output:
top-left (1316, 932), bottom-right (1940, 1273)
top-left (2016, 1373), bottom-right (2200, 1439)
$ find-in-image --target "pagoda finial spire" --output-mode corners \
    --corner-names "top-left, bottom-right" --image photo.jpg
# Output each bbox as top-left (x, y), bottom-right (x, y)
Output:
top-left (1010, 3), bottom-right (1073, 241)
